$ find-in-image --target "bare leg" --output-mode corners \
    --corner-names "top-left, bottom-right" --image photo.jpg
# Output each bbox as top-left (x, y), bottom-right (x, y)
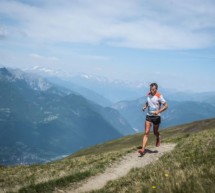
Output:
top-left (153, 124), bottom-right (161, 147)
top-left (153, 124), bottom-right (160, 138)
top-left (142, 121), bottom-right (151, 149)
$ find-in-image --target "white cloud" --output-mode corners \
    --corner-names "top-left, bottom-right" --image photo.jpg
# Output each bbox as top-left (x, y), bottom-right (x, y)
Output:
top-left (0, 0), bottom-right (215, 49)
top-left (30, 54), bottom-right (44, 59)
top-left (24, 65), bottom-right (61, 76)
top-left (29, 53), bottom-right (58, 61)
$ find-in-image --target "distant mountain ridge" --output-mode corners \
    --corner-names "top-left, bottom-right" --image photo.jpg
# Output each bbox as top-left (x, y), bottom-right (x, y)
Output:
top-left (26, 67), bottom-right (215, 104)
top-left (51, 73), bottom-right (215, 104)
top-left (46, 76), bottom-right (112, 107)
top-left (58, 73), bottom-right (149, 102)
top-left (112, 96), bottom-right (215, 131)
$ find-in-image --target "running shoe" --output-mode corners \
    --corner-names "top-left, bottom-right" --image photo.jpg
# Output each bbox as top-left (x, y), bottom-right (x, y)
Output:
top-left (138, 148), bottom-right (145, 155)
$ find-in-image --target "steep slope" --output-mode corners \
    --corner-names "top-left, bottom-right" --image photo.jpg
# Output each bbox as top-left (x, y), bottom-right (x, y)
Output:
top-left (46, 76), bottom-right (135, 135)
top-left (0, 67), bottom-right (124, 165)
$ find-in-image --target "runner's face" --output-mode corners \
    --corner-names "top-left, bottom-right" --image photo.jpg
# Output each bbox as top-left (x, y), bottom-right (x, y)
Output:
top-left (150, 86), bottom-right (157, 95)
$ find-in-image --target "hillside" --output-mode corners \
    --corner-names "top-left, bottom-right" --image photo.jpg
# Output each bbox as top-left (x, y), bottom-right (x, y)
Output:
top-left (0, 67), bottom-right (134, 165)
top-left (92, 120), bottom-right (215, 193)
top-left (0, 118), bottom-right (214, 193)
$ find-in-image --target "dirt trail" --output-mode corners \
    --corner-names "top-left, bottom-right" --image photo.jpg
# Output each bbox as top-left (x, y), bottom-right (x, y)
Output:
top-left (55, 143), bottom-right (176, 193)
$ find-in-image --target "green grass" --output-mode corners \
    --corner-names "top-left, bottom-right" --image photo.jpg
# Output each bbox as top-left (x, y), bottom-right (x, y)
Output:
top-left (18, 171), bottom-right (92, 193)
top-left (0, 118), bottom-right (215, 193)
top-left (1, 151), bottom-right (128, 193)
top-left (72, 118), bottom-right (215, 157)
top-left (91, 121), bottom-right (215, 193)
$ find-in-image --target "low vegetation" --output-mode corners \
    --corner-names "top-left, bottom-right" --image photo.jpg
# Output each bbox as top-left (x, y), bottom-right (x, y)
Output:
top-left (0, 118), bottom-right (214, 193)
top-left (92, 120), bottom-right (215, 193)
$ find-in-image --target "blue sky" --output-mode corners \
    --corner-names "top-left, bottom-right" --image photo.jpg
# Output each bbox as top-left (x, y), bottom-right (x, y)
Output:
top-left (0, 0), bottom-right (215, 92)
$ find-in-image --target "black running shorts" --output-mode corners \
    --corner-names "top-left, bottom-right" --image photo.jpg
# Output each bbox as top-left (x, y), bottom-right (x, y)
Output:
top-left (146, 115), bottom-right (161, 125)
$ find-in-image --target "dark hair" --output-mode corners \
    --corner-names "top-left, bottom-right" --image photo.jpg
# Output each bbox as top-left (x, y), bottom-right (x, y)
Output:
top-left (150, 83), bottom-right (158, 89)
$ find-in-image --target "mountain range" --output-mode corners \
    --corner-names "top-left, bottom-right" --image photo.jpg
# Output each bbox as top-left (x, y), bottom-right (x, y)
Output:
top-left (0, 67), bottom-right (134, 165)
top-left (47, 73), bottom-right (149, 103)
top-left (47, 72), bottom-right (215, 106)
top-left (1, 66), bottom-right (215, 165)
top-left (45, 72), bottom-right (215, 131)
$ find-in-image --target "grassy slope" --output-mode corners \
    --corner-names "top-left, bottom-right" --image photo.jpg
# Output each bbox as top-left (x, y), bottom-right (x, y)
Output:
top-left (0, 118), bottom-right (215, 193)
top-left (92, 119), bottom-right (215, 193)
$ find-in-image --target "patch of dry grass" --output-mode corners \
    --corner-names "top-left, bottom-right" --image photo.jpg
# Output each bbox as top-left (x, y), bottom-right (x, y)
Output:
top-left (0, 151), bottom-right (129, 193)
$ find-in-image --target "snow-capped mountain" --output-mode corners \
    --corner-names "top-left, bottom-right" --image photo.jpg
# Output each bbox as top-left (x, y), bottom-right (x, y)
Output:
top-left (1, 67), bottom-right (52, 91)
